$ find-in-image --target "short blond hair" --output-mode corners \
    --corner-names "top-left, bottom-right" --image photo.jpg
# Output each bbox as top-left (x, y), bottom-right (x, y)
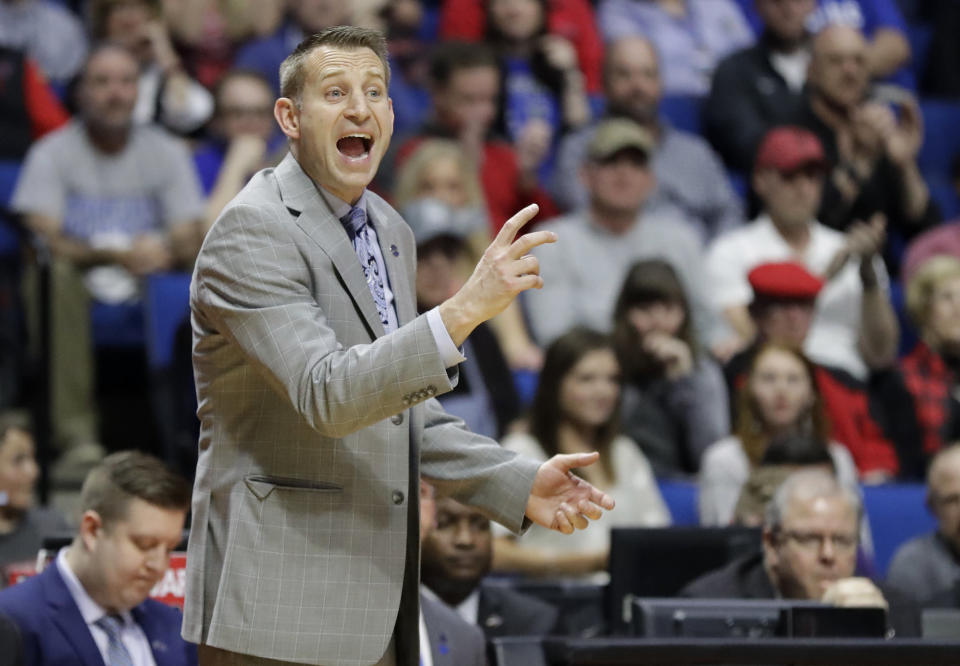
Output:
top-left (279, 26), bottom-right (390, 104)
top-left (906, 255), bottom-right (960, 329)
top-left (393, 139), bottom-right (485, 210)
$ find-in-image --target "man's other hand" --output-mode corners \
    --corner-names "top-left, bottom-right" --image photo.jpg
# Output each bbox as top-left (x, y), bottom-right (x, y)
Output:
top-left (821, 577), bottom-right (889, 610)
top-left (525, 452), bottom-right (615, 534)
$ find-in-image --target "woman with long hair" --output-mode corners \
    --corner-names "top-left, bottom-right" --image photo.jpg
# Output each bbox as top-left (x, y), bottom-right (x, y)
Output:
top-left (698, 343), bottom-right (859, 526)
top-left (612, 259), bottom-right (729, 476)
top-left (494, 327), bottom-right (669, 577)
top-left (485, 0), bottom-right (592, 183)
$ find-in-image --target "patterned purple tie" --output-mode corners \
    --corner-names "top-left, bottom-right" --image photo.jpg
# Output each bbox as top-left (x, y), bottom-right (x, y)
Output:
top-left (343, 206), bottom-right (390, 328)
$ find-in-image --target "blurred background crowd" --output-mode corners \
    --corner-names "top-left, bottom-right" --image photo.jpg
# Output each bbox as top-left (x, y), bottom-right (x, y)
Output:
top-left (1, 0), bottom-right (960, 642)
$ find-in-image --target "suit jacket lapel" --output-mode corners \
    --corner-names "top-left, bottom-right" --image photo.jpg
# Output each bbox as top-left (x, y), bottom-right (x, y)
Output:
top-left (368, 196), bottom-right (416, 326)
top-left (275, 153), bottom-right (386, 338)
top-left (42, 565), bottom-right (106, 666)
top-left (131, 605), bottom-right (174, 666)
top-left (477, 589), bottom-right (505, 633)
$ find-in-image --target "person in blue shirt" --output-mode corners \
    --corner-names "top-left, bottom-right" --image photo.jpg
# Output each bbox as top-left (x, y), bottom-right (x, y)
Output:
top-left (484, 0), bottom-right (592, 185)
top-left (193, 69), bottom-right (286, 235)
top-left (234, 0), bottom-right (351, 93)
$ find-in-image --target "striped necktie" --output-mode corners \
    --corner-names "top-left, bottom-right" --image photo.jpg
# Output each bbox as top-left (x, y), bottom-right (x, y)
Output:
top-left (95, 615), bottom-right (134, 666)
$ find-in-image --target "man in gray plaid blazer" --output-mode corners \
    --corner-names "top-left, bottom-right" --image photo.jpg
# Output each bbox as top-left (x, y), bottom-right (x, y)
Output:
top-left (182, 26), bottom-right (614, 666)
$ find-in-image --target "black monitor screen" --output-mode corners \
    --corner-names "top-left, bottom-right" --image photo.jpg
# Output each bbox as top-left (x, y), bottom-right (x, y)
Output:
top-left (630, 598), bottom-right (887, 639)
top-left (608, 526), bottom-right (761, 633)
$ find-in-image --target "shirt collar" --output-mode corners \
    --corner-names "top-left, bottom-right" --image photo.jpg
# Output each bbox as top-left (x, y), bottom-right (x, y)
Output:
top-left (316, 184), bottom-right (367, 222)
top-left (57, 549), bottom-right (134, 628)
top-left (455, 588), bottom-right (480, 625)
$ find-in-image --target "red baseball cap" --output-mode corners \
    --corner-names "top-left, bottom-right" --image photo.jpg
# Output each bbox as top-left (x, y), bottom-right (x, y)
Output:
top-left (754, 126), bottom-right (827, 174)
top-left (748, 262), bottom-right (824, 301)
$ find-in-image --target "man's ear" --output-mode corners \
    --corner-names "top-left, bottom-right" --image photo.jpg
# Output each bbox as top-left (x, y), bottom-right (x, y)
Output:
top-left (753, 169), bottom-right (769, 199)
top-left (274, 97), bottom-right (300, 141)
top-left (579, 164), bottom-right (592, 188)
top-left (78, 510), bottom-right (103, 551)
top-left (761, 526), bottom-right (779, 566)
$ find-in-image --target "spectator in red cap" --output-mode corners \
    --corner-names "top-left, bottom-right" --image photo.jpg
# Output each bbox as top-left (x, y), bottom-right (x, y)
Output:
top-left (724, 260), bottom-right (915, 482)
top-left (707, 125), bottom-right (903, 479)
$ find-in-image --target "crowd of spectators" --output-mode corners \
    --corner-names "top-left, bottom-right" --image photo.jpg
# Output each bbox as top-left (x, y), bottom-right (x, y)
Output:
top-left (1, 0), bottom-right (960, 654)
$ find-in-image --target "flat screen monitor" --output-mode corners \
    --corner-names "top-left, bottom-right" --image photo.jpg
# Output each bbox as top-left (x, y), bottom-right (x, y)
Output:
top-left (607, 526), bottom-right (761, 632)
top-left (630, 598), bottom-right (887, 639)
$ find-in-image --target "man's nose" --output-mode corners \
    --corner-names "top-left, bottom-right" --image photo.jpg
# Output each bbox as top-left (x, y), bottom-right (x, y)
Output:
top-left (453, 523), bottom-right (474, 547)
top-left (144, 547), bottom-right (169, 573)
top-left (344, 91), bottom-right (371, 120)
top-left (819, 537), bottom-right (837, 561)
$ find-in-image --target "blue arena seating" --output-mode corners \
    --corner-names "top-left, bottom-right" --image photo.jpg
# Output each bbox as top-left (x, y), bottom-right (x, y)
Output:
top-left (144, 272), bottom-right (192, 371)
top-left (657, 479), bottom-right (699, 526)
top-left (660, 95), bottom-right (704, 136)
top-left (918, 100), bottom-right (960, 177)
top-left (862, 482), bottom-right (937, 578)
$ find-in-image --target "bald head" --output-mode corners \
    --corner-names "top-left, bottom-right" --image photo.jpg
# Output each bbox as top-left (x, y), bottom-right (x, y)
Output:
top-left (604, 36), bottom-right (661, 124)
top-left (755, 0), bottom-right (816, 45)
top-left (930, 445), bottom-right (960, 487)
top-left (808, 25), bottom-right (869, 111)
top-left (928, 445), bottom-right (960, 551)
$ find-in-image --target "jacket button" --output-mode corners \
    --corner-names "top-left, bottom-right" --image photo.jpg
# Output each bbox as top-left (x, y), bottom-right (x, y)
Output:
top-left (392, 490), bottom-right (405, 505)
top-left (426, 385), bottom-right (437, 396)
top-left (391, 413), bottom-right (404, 425)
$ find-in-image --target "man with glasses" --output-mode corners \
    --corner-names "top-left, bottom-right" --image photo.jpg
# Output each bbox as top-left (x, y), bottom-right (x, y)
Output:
top-left (194, 69), bottom-right (285, 234)
top-left (887, 444), bottom-right (960, 604)
top-left (682, 469), bottom-right (920, 636)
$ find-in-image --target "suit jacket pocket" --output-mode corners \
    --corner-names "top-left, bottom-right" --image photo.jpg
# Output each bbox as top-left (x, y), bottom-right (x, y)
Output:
top-left (244, 474), bottom-right (344, 500)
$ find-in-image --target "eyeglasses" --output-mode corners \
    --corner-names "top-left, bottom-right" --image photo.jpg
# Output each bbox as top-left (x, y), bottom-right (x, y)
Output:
top-left (779, 530), bottom-right (858, 552)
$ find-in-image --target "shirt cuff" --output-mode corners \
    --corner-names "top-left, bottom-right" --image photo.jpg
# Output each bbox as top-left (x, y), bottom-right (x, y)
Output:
top-left (426, 307), bottom-right (467, 368)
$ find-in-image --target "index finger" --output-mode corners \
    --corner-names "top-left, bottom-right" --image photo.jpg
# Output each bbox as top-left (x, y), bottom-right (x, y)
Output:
top-left (493, 203), bottom-right (540, 248)
top-left (509, 229), bottom-right (557, 259)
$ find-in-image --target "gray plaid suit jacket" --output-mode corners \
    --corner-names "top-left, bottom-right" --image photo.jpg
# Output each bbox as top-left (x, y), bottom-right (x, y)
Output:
top-left (181, 152), bottom-right (539, 665)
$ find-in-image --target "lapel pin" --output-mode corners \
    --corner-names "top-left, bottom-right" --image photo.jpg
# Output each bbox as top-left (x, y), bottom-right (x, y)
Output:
top-left (390, 244), bottom-right (399, 257)
top-left (485, 614), bottom-right (503, 628)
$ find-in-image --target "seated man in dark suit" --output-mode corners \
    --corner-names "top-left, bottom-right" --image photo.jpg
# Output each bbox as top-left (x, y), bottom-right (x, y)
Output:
top-left (0, 451), bottom-right (196, 666)
top-left (682, 469), bottom-right (920, 637)
top-left (422, 495), bottom-right (559, 638)
top-left (419, 481), bottom-right (487, 666)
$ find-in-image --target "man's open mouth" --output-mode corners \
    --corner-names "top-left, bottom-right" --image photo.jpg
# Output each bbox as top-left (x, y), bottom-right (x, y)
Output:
top-left (337, 133), bottom-right (372, 159)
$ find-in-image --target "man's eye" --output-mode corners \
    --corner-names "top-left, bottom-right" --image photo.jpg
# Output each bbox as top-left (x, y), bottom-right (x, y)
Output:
top-left (367, 88), bottom-right (382, 98)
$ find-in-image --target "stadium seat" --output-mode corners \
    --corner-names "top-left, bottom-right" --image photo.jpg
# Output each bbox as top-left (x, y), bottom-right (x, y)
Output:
top-left (143, 272), bottom-right (193, 470)
top-left (918, 100), bottom-right (960, 175)
top-left (861, 483), bottom-right (937, 578)
top-left (906, 23), bottom-right (933, 87)
top-left (0, 161), bottom-right (22, 255)
top-left (657, 479), bottom-right (699, 526)
top-left (144, 272), bottom-right (192, 371)
top-left (926, 172), bottom-right (960, 220)
top-left (660, 95), bottom-right (704, 136)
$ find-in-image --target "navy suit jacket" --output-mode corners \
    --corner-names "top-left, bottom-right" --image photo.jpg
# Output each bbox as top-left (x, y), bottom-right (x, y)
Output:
top-left (0, 562), bottom-right (197, 666)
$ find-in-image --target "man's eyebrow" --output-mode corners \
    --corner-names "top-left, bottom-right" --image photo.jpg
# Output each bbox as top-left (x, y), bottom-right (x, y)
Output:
top-left (317, 68), bottom-right (386, 83)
